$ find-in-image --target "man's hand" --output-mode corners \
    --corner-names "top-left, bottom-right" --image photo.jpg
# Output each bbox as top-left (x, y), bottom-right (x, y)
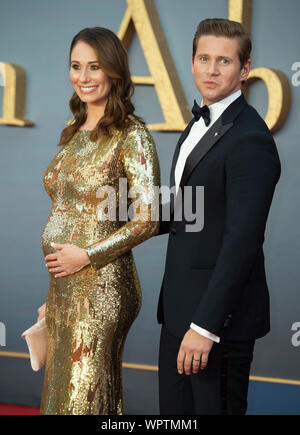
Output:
top-left (45, 242), bottom-right (91, 278)
top-left (177, 328), bottom-right (214, 375)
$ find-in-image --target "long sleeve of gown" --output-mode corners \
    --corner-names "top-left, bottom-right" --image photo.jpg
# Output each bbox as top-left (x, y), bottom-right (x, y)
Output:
top-left (84, 122), bottom-right (161, 270)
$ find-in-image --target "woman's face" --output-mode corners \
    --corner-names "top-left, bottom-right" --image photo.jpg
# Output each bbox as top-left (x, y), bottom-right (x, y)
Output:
top-left (69, 40), bottom-right (112, 107)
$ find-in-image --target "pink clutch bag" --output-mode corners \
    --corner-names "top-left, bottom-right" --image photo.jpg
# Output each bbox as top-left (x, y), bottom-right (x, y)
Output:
top-left (21, 318), bottom-right (47, 371)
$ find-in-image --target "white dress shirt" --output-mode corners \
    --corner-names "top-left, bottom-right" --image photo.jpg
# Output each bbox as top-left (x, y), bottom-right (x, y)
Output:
top-left (174, 89), bottom-right (242, 343)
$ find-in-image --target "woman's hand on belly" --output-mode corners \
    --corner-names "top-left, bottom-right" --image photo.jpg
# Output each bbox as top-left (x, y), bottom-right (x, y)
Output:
top-left (45, 242), bottom-right (91, 278)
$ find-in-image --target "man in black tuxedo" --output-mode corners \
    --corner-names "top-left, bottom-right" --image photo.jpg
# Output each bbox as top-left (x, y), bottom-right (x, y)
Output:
top-left (157, 18), bottom-right (281, 415)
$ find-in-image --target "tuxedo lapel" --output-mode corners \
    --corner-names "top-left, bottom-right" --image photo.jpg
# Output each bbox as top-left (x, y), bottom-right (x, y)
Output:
top-left (179, 117), bottom-right (232, 190)
top-left (179, 94), bottom-right (247, 191)
top-left (170, 118), bottom-right (195, 189)
top-left (169, 119), bottom-right (196, 216)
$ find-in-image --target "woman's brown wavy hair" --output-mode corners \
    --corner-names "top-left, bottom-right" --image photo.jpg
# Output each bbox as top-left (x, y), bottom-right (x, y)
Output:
top-left (58, 27), bottom-right (143, 146)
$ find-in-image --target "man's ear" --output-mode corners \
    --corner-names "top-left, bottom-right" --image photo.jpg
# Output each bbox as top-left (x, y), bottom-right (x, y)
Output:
top-left (240, 58), bottom-right (251, 83)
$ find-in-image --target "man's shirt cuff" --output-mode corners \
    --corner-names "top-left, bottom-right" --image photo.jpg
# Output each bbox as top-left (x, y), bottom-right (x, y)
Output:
top-left (190, 323), bottom-right (220, 343)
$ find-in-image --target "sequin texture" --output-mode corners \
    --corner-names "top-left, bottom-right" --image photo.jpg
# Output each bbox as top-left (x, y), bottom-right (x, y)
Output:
top-left (40, 120), bottom-right (161, 415)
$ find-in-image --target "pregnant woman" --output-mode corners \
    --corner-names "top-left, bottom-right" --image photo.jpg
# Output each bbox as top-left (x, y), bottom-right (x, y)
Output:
top-left (40, 27), bottom-right (160, 415)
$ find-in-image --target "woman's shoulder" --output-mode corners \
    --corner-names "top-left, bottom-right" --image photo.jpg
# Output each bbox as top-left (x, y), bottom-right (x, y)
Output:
top-left (119, 116), bottom-right (158, 159)
top-left (123, 116), bottom-right (153, 139)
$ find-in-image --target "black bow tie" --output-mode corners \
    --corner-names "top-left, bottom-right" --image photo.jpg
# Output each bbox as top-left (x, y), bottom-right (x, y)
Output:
top-left (192, 100), bottom-right (211, 126)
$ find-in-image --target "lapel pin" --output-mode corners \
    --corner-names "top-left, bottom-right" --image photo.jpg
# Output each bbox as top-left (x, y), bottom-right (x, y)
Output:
top-left (214, 132), bottom-right (219, 137)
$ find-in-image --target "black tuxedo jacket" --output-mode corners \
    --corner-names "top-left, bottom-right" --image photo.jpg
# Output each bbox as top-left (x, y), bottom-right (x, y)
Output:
top-left (157, 94), bottom-right (281, 341)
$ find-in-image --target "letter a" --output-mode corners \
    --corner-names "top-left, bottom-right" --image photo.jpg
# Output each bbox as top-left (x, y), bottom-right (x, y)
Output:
top-left (118, 0), bottom-right (191, 131)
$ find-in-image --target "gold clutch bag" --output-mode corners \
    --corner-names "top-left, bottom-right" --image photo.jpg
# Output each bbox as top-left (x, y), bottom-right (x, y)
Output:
top-left (21, 318), bottom-right (47, 371)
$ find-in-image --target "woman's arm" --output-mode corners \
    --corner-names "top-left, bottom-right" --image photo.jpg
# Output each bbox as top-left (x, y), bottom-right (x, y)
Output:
top-left (84, 123), bottom-right (161, 270)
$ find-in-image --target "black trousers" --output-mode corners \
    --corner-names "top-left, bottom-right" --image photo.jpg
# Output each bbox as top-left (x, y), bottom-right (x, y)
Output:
top-left (158, 324), bottom-right (255, 415)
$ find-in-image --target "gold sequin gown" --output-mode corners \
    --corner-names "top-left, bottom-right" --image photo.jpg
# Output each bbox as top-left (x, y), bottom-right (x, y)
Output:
top-left (39, 120), bottom-right (160, 415)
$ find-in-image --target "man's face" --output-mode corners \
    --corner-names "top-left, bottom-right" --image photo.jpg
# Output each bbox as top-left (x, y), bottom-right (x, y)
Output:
top-left (191, 35), bottom-right (251, 106)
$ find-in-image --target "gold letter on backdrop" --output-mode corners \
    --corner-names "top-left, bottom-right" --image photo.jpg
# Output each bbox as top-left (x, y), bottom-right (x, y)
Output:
top-left (229, 0), bottom-right (252, 36)
top-left (0, 62), bottom-right (34, 127)
top-left (245, 68), bottom-right (291, 133)
top-left (118, 0), bottom-right (191, 131)
top-left (229, 0), bottom-right (291, 132)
